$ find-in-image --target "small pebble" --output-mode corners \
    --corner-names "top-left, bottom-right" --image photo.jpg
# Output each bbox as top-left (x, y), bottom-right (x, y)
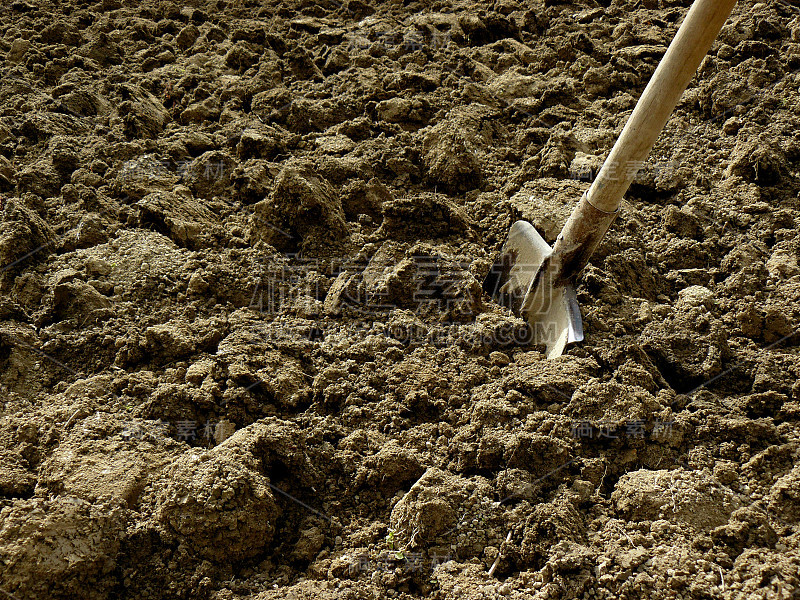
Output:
top-left (188, 272), bottom-right (208, 294)
top-left (489, 351), bottom-right (511, 366)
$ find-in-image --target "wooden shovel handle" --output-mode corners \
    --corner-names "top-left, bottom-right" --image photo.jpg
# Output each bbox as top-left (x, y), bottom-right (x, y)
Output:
top-left (588, 0), bottom-right (738, 213)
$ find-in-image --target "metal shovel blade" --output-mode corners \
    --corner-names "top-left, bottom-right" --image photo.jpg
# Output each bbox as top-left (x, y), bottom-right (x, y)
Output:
top-left (483, 220), bottom-right (583, 359)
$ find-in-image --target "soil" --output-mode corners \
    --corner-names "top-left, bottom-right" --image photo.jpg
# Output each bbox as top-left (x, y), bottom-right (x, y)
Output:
top-left (1, 0), bottom-right (799, 599)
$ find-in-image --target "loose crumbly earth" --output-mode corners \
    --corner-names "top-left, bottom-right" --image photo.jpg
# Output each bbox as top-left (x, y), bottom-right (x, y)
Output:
top-left (1, 0), bottom-right (799, 599)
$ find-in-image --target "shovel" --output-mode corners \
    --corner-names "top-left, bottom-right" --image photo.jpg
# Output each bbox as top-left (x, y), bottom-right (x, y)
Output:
top-left (484, 0), bottom-right (738, 359)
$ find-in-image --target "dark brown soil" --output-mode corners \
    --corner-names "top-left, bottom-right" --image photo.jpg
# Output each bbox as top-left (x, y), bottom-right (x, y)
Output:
top-left (1, 0), bottom-right (799, 599)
